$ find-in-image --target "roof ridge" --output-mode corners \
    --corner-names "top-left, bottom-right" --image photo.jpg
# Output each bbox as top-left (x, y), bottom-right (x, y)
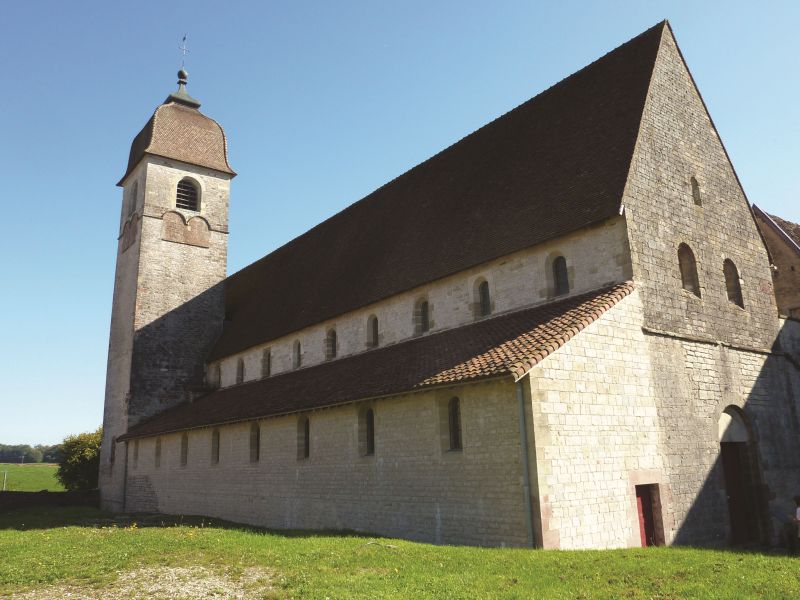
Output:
top-left (226, 22), bottom-right (667, 286)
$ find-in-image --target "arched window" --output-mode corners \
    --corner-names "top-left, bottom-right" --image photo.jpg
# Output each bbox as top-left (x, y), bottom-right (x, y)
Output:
top-left (236, 358), bottom-right (245, 384)
top-left (207, 363), bottom-right (221, 389)
top-left (176, 178), bottom-right (199, 211)
top-left (367, 315), bottom-right (379, 348)
top-left (691, 177), bottom-right (702, 206)
top-left (180, 432), bottom-right (188, 467)
top-left (723, 259), bottom-right (744, 308)
top-left (293, 340), bottom-right (302, 369)
top-left (298, 417), bottom-right (310, 459)
top-left (249, 422), bottom-right (260, 463)
top-left (325, 329), bottom-right (337, 360)
top-left (553, 256), bottom-right (569, 296)
top-left (678, 243), bottom-right (701, 297)
top-left (477, 279), bottom-right (492, 317)
top-left (448, 397), bottom-right (462, 451)
top-left (211, 429), bottom-right (220, 465)
top-left (261, 348), bottom-right (271, 378)
top-left (155, 437), bottom-right (162, 468)
top-left (414, 299), bottom-right (430, 335)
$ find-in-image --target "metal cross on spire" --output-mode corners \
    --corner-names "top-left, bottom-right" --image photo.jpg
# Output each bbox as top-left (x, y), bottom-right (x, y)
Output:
top-left (179, 34), bottom-right (189, 68)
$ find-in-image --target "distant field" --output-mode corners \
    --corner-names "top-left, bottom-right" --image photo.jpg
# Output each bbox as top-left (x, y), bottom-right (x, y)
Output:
top-left (0, 463), bottom-right (63, 492)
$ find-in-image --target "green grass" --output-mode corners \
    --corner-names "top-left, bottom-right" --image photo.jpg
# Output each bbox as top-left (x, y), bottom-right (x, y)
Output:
top-left (0, 463), bottom-right (63, 492)
top-left (0, 507), bottom-right (798, 599)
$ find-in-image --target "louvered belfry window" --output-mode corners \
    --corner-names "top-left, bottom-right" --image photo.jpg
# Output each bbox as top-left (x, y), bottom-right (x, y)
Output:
top-left (176, 179), bottom-right (199, 211)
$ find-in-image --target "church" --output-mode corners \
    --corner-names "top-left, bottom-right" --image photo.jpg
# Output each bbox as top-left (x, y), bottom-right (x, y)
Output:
top-left (99, 21), bottom-right (800, 550)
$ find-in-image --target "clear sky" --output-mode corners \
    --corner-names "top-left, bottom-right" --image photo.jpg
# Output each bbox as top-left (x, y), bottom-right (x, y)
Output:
top-left (1, 1), bottom-right (798, 445)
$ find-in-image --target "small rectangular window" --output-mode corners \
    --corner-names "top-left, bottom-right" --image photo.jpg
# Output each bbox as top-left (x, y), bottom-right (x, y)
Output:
top-left (155, 437), bottom-right (162, 468)
top-left (250, 422), bottom-right (260, 463)
top-left (261, 349), bottom-right (271, 378)
top-left (211, 429), bottom-right (220, 465)
top-left (180, 433), bottom-right (188, 467)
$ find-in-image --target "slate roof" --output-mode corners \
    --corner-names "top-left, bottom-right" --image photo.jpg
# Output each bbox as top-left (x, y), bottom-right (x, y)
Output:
top-left (768, 214), bottom-right (800, 250)
top-left (209, 22), bottom-right (666, 361)
top-left (120, 282), bottom-right (634, 440)
top-left (752, 205), bottom-right (800, 257)
top-left (119, 101), bottom-right (235, 185)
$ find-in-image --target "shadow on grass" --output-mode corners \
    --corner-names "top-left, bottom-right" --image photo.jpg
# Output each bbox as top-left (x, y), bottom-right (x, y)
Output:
top-left (0, 505), bottom-right (381, 541)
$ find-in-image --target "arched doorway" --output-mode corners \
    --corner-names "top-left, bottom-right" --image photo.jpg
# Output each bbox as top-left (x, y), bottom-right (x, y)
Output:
top-left (718, 407), bottom-right (766, 545)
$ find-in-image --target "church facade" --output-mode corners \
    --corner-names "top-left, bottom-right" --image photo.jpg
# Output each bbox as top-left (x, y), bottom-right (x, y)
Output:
top-left (100, 22), bottom-right (800, 549)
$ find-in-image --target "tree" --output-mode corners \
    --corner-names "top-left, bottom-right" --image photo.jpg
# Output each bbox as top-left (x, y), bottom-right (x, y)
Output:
top-left (56, 428), bottom-right (102, 491)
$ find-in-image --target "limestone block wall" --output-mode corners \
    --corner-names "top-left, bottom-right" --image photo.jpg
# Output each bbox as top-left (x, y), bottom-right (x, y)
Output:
top-left (623, 26), bottom-right (779, 350)
top-left (217, 217), bottom-right (632, 387)
top-left (100, 162), bottom-right (146, 511)
top-left (125, 379), bottom-right (531, 547)
top-left (528, 290), bottom-right (668, 549)
top-left (643, 329), bottom-right (800, 545)
top-left (527, 288), bottom-right (800, 549)
top-left (127, 157), bottom-right (230, 423)
top-left (102, 156), bottom-right (232, 511)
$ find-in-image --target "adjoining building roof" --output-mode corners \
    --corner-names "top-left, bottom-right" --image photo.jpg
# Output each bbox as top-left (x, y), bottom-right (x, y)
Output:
top-left (120, 282), bottom-right (634, 440)
top-left (209, 22), bottom-right (666, 361)
top-left (768, 213), bottom-right (800, 250)
top-left (118, 76), bottom-right (235, 185)
top-left (752, 205), bottom-right (800, 257)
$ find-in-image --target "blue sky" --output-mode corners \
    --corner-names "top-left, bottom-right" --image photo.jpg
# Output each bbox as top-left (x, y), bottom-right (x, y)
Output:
top-left (1, 1), bottom-right (798, 445)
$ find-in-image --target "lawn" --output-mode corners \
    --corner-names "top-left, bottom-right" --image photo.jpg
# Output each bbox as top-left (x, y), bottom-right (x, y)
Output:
top-left (0, 463), bottom-right (63, 492)
top-left (0, 507), bottom-right (798, 599)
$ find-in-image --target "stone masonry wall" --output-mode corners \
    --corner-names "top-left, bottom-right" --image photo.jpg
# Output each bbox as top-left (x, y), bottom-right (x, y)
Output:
top-left (125, 378), bottom-right (531, 547)
top-left (623, 27), bottom-right (779, 350)
top-left (528, 290), bottom-right (667, 549)
top-left (616, 26), bottom-right (799, 545)
top-left (527, 289), bottom-right (800, 549)
top-left (101, 156), bottom-right (231, 511)
top-left (218, 217), bottom-right (632, 387)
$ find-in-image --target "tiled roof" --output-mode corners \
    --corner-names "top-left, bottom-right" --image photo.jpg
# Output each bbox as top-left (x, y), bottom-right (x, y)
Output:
top-left (119, 102), bottom-right (235, 185)
top-left (120, 282), bottom-right (634, 440)
top-left (768, 213), bottom-right (800, 249)
top-left (209, 23), bottom-right (666, 361)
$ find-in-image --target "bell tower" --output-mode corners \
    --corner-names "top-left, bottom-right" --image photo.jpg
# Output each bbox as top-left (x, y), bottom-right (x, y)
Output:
top-left (100, 71), bottom-right (235, 510)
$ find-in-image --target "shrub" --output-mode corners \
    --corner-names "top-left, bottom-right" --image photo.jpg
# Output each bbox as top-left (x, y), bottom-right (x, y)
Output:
top-left (57, 428), bottom-right (102, 491)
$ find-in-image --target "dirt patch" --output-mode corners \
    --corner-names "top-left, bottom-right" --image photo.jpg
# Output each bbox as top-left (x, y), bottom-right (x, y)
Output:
top-left (10, 566), bottom-right (274, 599)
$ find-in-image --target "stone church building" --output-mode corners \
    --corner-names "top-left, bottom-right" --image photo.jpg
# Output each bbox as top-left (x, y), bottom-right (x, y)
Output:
top-left (100, 22), bottom-right (800, 549)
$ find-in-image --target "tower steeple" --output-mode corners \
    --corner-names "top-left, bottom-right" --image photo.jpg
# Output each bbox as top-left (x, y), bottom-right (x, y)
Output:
top-left (100, 71), bottom-right (235, 511)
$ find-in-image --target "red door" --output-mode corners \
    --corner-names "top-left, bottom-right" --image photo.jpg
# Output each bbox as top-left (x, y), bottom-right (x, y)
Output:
top-left (635, 485), bottom-right (656, 547)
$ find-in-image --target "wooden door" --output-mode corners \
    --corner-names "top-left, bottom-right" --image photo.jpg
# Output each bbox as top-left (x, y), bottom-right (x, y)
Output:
top-left (721, 442), bottom-right (749, 544)
top-left (635, 485), bottom-right (656, 547)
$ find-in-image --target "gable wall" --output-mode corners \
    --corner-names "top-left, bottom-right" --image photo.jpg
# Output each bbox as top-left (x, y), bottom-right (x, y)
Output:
top-left (217, 218), bottom-right (631, 387)
top-left (623, 28), bottom-right (778, 349)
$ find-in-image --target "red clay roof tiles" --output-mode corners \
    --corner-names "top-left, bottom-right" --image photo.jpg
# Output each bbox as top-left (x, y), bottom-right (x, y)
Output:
top-left (120, 282), bottom-right (634, 440)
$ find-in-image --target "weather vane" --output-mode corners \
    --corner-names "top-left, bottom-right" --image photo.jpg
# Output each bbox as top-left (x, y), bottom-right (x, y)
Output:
top-left (179, 34), bottom-right (189, 68)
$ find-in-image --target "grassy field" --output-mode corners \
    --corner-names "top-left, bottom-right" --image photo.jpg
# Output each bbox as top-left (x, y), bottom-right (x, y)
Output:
top-left (0, 507), bottom-right (798, 598)
top-left (0, 463), bottom-right (63, 492)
